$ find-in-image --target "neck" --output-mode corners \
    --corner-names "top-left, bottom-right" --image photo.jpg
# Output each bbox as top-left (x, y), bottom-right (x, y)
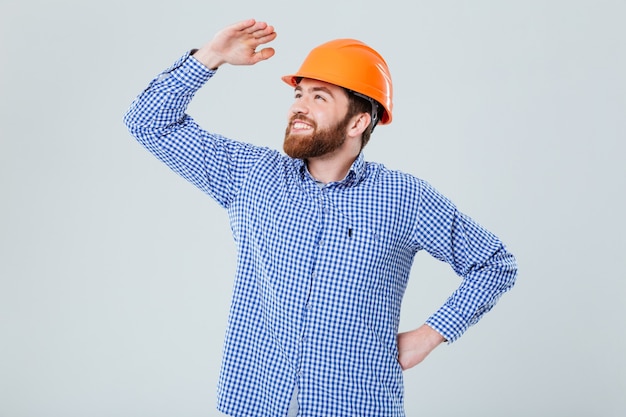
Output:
top-left (306, 150), bottom-right (358, 184)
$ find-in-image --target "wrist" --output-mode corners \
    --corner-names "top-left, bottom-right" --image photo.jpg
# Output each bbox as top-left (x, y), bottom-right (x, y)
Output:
top-left (419, 324), bottom-right (446, 347)
top-left (192, 47), bottom-right (223, 70)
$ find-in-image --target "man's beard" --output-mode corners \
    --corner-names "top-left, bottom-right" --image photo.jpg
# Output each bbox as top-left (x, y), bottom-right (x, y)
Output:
top-left (283, 114), bottom-right (350, 159)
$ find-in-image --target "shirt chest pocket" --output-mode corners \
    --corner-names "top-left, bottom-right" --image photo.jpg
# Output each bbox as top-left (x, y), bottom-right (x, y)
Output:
top-left (342, 219), bottom-right (393, 286)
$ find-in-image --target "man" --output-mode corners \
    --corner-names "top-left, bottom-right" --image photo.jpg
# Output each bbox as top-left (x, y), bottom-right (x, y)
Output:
top-left (124, 19), bottom-right (517, 417)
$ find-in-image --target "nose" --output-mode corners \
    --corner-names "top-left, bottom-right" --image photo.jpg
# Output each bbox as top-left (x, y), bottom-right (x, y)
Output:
top-left (289, 96), bottom-right (310, 116)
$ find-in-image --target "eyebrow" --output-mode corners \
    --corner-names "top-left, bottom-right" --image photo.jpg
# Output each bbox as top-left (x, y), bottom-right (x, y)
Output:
top-left (294, 85), bottom-right (335, 97)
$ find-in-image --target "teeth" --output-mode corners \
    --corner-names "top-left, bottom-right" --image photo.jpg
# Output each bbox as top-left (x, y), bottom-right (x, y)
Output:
top-left (293, 122), bottom-right (312, 130)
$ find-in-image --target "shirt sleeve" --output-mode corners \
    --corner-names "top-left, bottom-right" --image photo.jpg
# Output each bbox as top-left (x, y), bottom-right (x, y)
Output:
top-left (123, 51), bottom-right (270, 208)
top-left (414, 180), bottom-right (518, 343)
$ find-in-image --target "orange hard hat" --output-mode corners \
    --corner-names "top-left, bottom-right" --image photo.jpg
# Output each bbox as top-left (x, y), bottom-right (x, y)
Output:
top-left (281, 38), bottom-right (394, 125)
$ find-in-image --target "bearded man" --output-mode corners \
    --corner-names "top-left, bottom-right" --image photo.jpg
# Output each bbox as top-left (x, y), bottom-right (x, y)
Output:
top-left (124, 18), bottom-right (517, 417)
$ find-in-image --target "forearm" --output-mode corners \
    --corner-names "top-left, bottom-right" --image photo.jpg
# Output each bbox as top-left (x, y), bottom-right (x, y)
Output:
top-left (426, 245), bottom-right (518, 343)
top-left (124, 52), bottom-right (214, 138)
top-left (398, 248), bottom-right (515, 370)
top-left (123, 52), bottom-right (225, 201)
top-left (123, 50), bottom-right (271, 208)
top-left (412, 179), bottom-right (518, 343)
top-left (122, 19), bottom-right (277, 207)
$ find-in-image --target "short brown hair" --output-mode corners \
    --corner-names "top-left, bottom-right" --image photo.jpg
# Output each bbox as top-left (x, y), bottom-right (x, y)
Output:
top-left (345, 91), bottom-right (380, 149)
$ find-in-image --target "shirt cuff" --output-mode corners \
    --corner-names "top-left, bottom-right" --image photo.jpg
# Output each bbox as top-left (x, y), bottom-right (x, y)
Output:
top-left (425, 303), bottom-right (469, 343)
top-left (163, 50), bottom-right (216, 91)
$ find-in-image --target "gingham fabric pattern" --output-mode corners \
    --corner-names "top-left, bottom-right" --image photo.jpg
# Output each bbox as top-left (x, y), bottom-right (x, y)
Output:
top-left (124, 52), bottom-right (517, 417)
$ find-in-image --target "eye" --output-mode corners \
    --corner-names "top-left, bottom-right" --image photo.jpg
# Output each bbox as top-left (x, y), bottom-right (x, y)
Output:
top-left (314, 94), bottom-right (326, 101)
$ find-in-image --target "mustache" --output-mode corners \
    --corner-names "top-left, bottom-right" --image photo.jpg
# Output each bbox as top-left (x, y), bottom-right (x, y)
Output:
top-left (289, 113), bottom-right (316, 128)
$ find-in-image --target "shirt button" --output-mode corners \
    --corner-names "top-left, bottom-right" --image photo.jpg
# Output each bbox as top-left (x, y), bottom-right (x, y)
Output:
top-left (311, 271), bottom-right (317, 279)
top-left (318, 240), bottom-right (324, 247)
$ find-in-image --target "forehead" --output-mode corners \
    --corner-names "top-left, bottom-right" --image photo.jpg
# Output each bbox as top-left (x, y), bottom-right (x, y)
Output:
top-left (295, 78), bottom-right (346, 96)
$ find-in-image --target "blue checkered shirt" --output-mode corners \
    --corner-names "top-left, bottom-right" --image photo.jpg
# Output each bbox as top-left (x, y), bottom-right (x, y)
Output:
top-left (124, 52), bottom-right (517, 417)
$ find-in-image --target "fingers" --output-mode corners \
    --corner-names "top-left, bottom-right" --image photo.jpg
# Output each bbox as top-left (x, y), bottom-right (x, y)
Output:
top-left (234, 19), bottom-right (274, 36)
top-left (249, 24), bottom-right (277, 46)
top-left (207, 18), bottom-right (276, 66)
top-left (242, 20), bottom-right (277, 63)
top-left (226, 19), bottom-right (275, 42)
top-left (231, 18), bottom-right (257, 32)
top-left (243, 19), bottom-right (270, 34)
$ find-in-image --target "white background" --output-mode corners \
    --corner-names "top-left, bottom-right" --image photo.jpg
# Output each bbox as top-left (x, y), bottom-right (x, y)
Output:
top-left (1, 0), bottom-right (624, 415)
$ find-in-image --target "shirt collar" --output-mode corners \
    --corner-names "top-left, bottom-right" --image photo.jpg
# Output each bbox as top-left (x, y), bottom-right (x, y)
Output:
top-left (349, 152), bottom-right (366, 183)
top-left (294, 152), bottom-right (366, 187)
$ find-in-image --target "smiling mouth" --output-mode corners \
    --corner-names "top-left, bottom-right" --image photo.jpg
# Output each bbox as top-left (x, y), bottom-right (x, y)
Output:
top-left (292, 121), bottom-right (312, 130)
top-left (290, 117), bottom-right (315, 134)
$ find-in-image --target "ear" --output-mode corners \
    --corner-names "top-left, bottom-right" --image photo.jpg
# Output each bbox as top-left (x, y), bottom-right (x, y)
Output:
top-left (347, 112), bottom-right (371, 138)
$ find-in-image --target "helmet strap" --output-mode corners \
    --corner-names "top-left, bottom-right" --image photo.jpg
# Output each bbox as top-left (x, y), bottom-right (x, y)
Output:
top-left (348, 90), bottom-right (380, 132)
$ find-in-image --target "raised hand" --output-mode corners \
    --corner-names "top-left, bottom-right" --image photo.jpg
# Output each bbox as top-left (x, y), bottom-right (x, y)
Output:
top-left (193, 19), bottom-right (277, 70)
